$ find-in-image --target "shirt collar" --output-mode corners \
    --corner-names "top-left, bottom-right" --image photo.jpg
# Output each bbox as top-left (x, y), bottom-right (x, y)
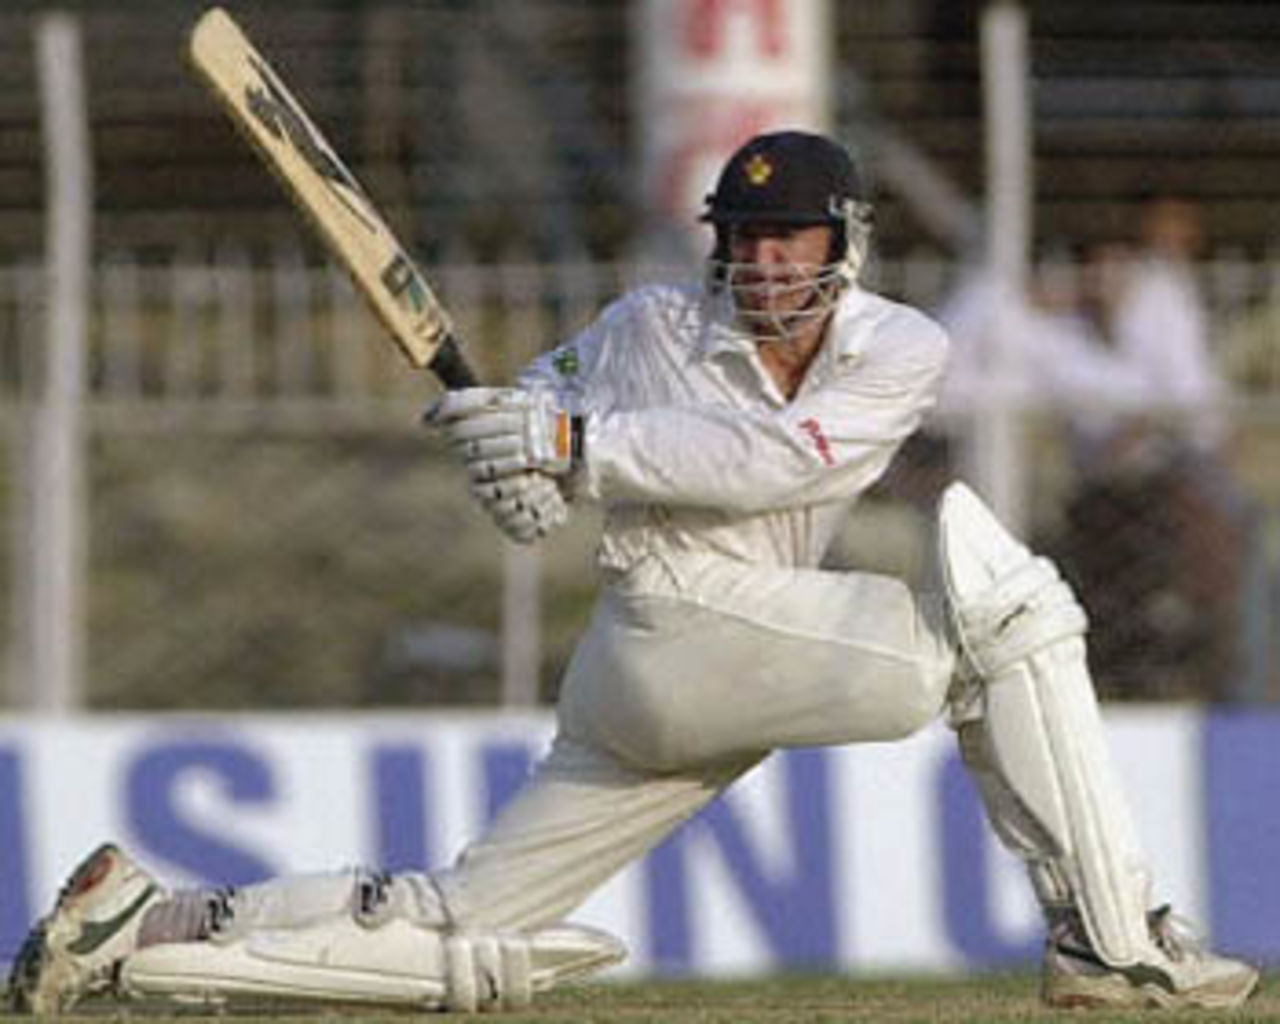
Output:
top-left (811, 284), bottom-right (872, 379)
top-left (693, 287), bottom-right (755, 362)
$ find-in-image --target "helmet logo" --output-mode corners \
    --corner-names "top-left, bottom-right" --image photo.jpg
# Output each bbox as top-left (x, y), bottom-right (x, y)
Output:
top-left (744, 153), bottom-right (773, 187)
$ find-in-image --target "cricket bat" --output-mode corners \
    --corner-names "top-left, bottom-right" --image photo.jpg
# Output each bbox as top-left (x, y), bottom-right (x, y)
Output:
top-left (187, 6), bottom-right (478, 390)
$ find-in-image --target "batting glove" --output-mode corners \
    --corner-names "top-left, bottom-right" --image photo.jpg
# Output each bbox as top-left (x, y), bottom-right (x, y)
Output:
top-left (470, 471), bottom-right (569, 544)
top-left (428, 387), bottom-right (585, 482)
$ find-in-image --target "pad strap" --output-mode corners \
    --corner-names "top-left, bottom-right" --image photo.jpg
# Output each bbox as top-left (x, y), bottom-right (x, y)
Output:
top-left (958, 557), bottom-right (1087, 676)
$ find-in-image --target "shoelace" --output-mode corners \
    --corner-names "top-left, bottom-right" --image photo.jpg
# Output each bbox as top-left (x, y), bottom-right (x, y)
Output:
top-left (1148, 905), bottom-right (1206, 963)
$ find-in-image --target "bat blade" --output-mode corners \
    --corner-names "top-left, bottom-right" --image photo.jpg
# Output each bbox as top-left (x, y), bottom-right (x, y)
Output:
top-left (188, 6), bottom-right (476, 388)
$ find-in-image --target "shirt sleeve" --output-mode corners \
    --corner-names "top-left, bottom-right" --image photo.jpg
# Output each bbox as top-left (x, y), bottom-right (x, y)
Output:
top-left (581, 319), bottom-right (949, 514)
top-left (515, 298), bottom-right (624, 408)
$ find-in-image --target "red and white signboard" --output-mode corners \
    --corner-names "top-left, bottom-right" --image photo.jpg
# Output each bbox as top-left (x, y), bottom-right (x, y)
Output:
top-left (635, 0), bottom-right (832, 254)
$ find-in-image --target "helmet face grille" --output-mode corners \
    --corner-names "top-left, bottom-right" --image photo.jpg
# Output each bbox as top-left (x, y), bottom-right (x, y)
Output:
top-left (710, 257), bottom-right (849, 342)
top-left (701, 131), bottom-right (865, 227)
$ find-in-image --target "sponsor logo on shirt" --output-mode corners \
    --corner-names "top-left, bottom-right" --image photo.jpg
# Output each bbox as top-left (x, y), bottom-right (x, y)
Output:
top-left (798, 417), bottom-right (835, 465)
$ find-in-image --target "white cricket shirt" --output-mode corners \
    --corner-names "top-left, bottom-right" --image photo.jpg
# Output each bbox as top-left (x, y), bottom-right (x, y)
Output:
top-left (520, 282), bottom-right (949, 573)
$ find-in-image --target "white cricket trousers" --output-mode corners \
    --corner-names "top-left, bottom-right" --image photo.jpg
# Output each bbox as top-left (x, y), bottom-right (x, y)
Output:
top-left (433, 553), bottom-right (956, 931)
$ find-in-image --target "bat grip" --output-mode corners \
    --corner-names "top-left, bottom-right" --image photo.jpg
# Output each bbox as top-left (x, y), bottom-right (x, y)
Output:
top-left (429, 334), bottom-right (480, 390)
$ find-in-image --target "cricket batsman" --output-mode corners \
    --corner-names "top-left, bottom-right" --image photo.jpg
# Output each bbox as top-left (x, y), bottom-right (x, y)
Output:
top-left (8, 131), bottom-right (1258, 1014)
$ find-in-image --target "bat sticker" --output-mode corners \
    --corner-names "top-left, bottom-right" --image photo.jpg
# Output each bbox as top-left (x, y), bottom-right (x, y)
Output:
top-left (243, 54), bottom-right (378, 235)
top-left (381, 254), bottom-right (432, 316)
top-left (189, 6), bottom-right (477, 384)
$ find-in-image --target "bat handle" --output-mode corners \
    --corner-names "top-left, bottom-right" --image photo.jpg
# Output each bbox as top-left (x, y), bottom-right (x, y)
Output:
top-left (429, 334), bottom-right (480, 390)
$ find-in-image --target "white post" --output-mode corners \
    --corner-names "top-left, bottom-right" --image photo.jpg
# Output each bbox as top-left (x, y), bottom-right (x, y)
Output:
top-left (500, 543), bottom-right (542, 706)
top-left (976, 0), bottom-right (1030, 532)
top-left (18, 13), bottom-right (93, 712)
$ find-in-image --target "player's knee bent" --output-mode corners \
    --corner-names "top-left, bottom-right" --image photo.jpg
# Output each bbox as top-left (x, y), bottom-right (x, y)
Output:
top-left (876, 653), bottom-right (954, 740)
top-left (937, 482), bottom-right (1091, 682)
top-left (956, 555), bottom-right (1087, 678)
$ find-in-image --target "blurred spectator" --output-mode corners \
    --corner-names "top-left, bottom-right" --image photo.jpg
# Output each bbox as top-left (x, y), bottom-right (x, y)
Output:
top-left (892, 248), bottom-right (1145, 515)
top-left (1055, 198), bottom-right (1251, 702)
top-left (933, 197), bottom-right (1253, 701)
top-left (934, 251), bottom-right (1144, 419)
top-left (1086, 198), bottom-right (1227, 456)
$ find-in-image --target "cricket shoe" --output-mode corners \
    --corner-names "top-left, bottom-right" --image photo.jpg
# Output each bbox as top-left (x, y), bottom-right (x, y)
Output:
top-left (7, 843), bottom-right (167, 1014)
top-left (1042, 905), bottom-right (1259, 1010)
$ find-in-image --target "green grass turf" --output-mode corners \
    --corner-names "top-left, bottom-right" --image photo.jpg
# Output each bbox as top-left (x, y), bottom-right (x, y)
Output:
top-left (8, 972), bottom-right (1276, 1023)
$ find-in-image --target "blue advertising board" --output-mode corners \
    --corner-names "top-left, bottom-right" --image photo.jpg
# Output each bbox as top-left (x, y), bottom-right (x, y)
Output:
top-left (0, 708), bottom-right (1272, 974)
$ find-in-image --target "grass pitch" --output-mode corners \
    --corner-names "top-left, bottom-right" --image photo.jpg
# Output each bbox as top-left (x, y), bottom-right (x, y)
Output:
top-left (537, 973), bottom-right (1277, 1022)
top-left (11, 973), bottom-right (1276, 1023)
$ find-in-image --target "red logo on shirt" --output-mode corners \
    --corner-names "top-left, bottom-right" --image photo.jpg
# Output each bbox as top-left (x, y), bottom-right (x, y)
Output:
top-left (798, 418), bottom-right (835, 465)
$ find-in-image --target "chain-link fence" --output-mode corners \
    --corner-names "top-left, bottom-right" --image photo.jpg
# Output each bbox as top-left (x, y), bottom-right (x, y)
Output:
top-left (3, 251), bottom-right (1280, 709)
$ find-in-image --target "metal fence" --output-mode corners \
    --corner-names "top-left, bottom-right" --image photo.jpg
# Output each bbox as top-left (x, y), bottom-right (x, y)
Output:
top-left (2, 251), bottom-right (1280, 710)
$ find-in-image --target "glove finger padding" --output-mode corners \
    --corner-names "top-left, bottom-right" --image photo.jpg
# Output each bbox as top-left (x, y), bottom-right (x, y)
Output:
top-left (470, 472), bottom-right (569, 543)
top-left (469, 476), bottom-right (521, 505)
top-left (452, 433), bottom-right (525, 462)
top-left (515, 498), bottom-right (567, 534)
top-left (466, 454), bottom-right (536, 483)
top-left (490, 507), bottom-right (559, 544)
top-left (443, 409), bottom-right (530, 443)
top-left (426, 387), bottom-right (527, 425)
top-left (471, 473), bottom-right (556, 506)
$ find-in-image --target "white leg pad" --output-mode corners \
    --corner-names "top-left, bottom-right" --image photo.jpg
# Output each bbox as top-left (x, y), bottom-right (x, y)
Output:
top-left (938, 482), bottom-right (1159, 967)
top-left (446, 933), bottom-right (479, 1012)
top-left (118, 917), bottom-right (624, 1013)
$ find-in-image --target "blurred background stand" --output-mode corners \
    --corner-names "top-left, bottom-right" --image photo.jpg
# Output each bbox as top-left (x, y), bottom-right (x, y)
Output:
top-left (1, 1), bottom-right (1279, 709)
